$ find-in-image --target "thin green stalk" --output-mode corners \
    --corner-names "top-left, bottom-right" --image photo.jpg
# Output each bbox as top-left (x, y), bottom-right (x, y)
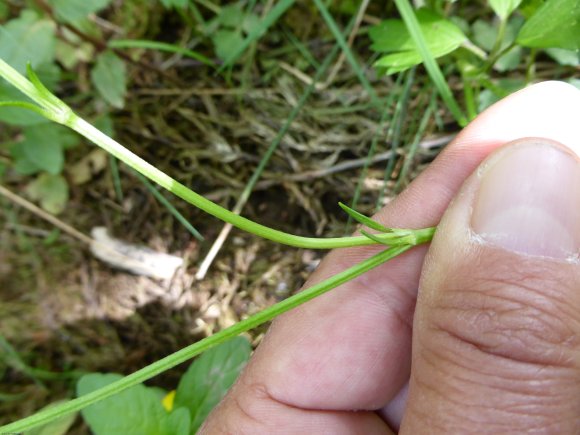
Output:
top-left (218, 0), bottom-right (295, 70)
top-left (109, 155), bottom-right (123, 202)
top-left (461, 72), bottom-right (477, 121)
top-left (393, 0), bottom-right (467, 126)
top-left (284, 29), bottom-right (321, 69)
top-left (0, 243), bottom-right (422, 433)
top-left (108, 39), bottom-right (215, 67)
top-left (311, 0), bottom-right (380, 108)
top-left (395, 91), bottom-right (436, 191)
top-left (489, 18), bottom-right (508, 65)
top-left (377, 68), bottom-right (415, 210)
top-left (73, 114), bottom-right (427, 248)
top-left (0, 58), bottom-right (433, 250)
top-left (134, 171), bottom-right (204, 242)
top-left (345, 75), bottom-right (403, 234)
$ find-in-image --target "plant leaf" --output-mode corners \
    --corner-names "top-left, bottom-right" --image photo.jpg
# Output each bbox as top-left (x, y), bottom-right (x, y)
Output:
top-left (174, 336), bottom-right (251, 433)
top-left (50, 0), bottom-right (112, 24)
top-left (489, 0), bottom-right (523, 20)
top-left (478, 78), bottom-right (526, 112)
top-left (517, 0), bottom-right (580, 50)
top-left (369, 8), bottom-right (466, 74)
top-left (20, 124), bottom-right (66, 175)
top-left (90, 50), bottom-right (127, 108)
top-left (213, 30), bottom-right (244, 62)
top-left (338, 202), bottom-right (391, 233)
top-left (545, 48), bottom-right (580, 66)
top-left (25, 173), bottom-right (69, 215)
top-left (0, 10), bottom-right (56, 73)
top-left (472, 17), bottom-right (524, 72)
top-left (77, 373), bottom-right (190, 435)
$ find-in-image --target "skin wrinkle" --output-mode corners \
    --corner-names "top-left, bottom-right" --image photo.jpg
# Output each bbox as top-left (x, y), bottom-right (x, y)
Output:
top-left (431, 269), bottom-right (580, 367)
top-left (412, 343), bottom-right (576, 432)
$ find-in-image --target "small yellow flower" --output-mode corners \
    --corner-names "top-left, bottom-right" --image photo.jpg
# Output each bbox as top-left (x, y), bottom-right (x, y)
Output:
top-left (162, 390), bottom-right (176, 412)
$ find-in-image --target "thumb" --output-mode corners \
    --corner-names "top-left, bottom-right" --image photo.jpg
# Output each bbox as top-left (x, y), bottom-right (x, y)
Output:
top-left (401, 138), bottom-right (580, 433)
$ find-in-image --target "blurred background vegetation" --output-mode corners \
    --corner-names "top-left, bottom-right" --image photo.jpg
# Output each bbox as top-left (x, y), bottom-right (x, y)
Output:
top-left (0, 0), bottom-right (578, 432)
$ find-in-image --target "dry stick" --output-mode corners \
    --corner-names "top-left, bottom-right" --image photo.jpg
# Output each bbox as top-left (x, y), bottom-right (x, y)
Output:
top-left (0, 184), bottom-right (93, 246)
top-left (0, 184), bottom-right (176, 273)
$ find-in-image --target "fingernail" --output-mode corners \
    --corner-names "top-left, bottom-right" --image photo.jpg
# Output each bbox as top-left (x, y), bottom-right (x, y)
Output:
top-left (472, 139), bottom-right (580, 260)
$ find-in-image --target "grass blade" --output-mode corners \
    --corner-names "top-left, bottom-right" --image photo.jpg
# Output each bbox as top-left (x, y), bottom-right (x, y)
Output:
top-left (218, 0), bottom-right (295, 71)
top-left (393, 0), bottom-right (467, 126)
top-left (345, 73), bottom-right (404, 234)
top-left (339, 202), bottom-right (390, 233)
top-left (311, 0), bottom-right (380, 107)
top-left (109, 155), bottom-right (123, 202)
top-left (108, 39), bottom-right (215, 67)
top-left (395, 91), bottom-right (436, 190)
top-left (134, 171), bottom-right (204, 242)
top-left (377, 68), bottom-right (415, 209)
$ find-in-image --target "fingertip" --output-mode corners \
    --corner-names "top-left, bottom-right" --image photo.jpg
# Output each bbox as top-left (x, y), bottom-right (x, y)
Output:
top-left (453, 80), bottom-right (580, 157)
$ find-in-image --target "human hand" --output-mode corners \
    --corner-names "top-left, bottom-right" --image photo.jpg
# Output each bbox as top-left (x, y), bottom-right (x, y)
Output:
top-left (201, 82), bottom-right (580, 434)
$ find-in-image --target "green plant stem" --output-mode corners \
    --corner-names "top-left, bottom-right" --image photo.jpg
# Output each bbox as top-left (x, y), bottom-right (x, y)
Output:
top-left (345, 76), bottom-right (402, 234)
top-left (0, 58), bottom-right (434, 250)
top-left (0, 243), bottom-right (417, 433)
top-left (134, 171), bottom-right (204, 242)
top-left (377, 68), bottom-right (415, 210)
top-left (73, 113), bottom-right (433, 248)
top-left (393, 0), bottom-right (467, 127)
top-left (108, 39), bottom-right (215, 67)
top-left (489, 18), bottom-right (508, 65)
top-left (395, 91), bottom-right (436, 190)
top-left (311, 0), bottom-right (380, 108)
top-left (461, 73), bottom-right (477, 121)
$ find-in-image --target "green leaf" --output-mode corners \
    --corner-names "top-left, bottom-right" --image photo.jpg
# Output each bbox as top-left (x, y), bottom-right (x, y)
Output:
top-left (517, 0), bottom-right (580, 50)
top-left (338, 202), bottom-right (391, 233)
top-left (370, 8), bottom-right (466, 74)
top-left (489, 0), bottom-right (523, 19)
top-left (519, 0), bottom-right (545, 18)
top-left (219, 4), bottom-right (245, 27)
top-left (77, 373), bottom-right (190, 435)
top-left (174, 337), bottom-right (251, 432)
top-left (50, 0), bottom-right (112, 24)
top-left (545, 48), bottom-right (580, 66)
top-left (360, 230), bottom-right (392, 246)
top-left (472, 18), bottom-right (523, 72)
top-left (25, 173), bottom-right (69, 215)
top-left (0, 10), bottom-right (56, 73)
top-left (90, 51), bottom-right (127, 108)
top-left (27, 400), bottom-right (77, 435)
top-left (213, 30), bottom-right (245, 62)
top-left (19, 124), bottom-right (67, 174)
